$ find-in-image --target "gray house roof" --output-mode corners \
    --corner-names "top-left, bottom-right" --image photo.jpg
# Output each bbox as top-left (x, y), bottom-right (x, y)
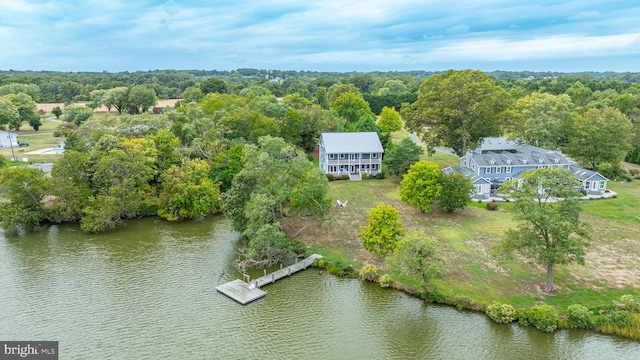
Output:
top-left (569, 165), bottom-right (608, 181)
top-left (470, 137), bottom-right (572, 167)
top-left (444, 166), bottom-right (491, 184)
top-left (320, 132), bottom-right (384, 153)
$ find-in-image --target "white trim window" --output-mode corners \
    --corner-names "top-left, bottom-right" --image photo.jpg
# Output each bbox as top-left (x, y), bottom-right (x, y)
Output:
top-left (372, 153), bottom-right (378, 159)
top-left (600, 181), bottom-right (606, 189)
top-left (496, 167), bottom-right (502, 174)
top-left (339, 154), bottom-right (346, 160)
top-left (506, 166), bottom-right (512, 173)
top-left (485, 167), bottom-right (492, 174)
top-left (329, 154), bottom-right (335, 160)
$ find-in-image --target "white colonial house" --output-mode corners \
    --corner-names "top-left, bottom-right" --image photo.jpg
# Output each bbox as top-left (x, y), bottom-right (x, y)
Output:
top-left (0, 131), bottom-right (18, 148)
top-left (444, 137), bottom-right (608, 198)
top-left (319, 132), bottom-right (384, 179)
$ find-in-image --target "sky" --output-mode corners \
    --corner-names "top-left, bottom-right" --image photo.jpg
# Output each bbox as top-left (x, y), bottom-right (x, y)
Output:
top-left (1, 0), bottom-right (639, 73)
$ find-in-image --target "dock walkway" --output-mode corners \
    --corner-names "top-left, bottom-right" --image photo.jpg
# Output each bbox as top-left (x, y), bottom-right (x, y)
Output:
top-left (216, 254), bottom-right (322, 305)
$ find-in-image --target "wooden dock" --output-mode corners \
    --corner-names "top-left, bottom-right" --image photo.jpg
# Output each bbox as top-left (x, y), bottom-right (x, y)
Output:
top-left (216, 254), bottom-right (322, 305)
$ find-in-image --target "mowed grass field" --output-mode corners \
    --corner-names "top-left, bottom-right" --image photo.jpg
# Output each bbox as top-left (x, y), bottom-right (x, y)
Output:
top-left (283, 149), bottom-right (640, 312)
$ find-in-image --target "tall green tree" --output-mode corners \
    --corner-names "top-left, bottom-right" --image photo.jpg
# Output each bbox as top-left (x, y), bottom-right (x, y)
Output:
top-left (0, 167), bottom-right (49, 235)
top-left (386, 231), bottom-right (444, 291)
top-left (330, 91), bottom-right (374, 126)
top-left (399, 161), bottom-right (443, 213)
top-left (6, 93), bottom-right (39, 131)
top-left (378, 106), bottom-right (403, 133)
top-left (358, 202), bottom-right (405, 257)
top-left (158, 159), bottom-right (221, 221)
top-left (402, 69), bottom-right (514, 156)
top-left (383, 137), bottom-right (423, 176)
top-left (48, 150), bottom-right (92, 223)
top-left (63, 105), bottom-right (93, 126)
top-left (438, 171), bottom-right (474, 213)
top-left (513, 93), bottom-right (576, 149)
top-left (125, 85), bottom-right (157, 114)
top-left (102, 87), bottom-right (129, 114)
top-left (51, 106), bottom-right (63, 119)
top-left (567, 107), bottom-right (633, 170)
top-left (497, 168), bottom-right (590, 292)
top-left (200, 77), bottom-right (228, 95)
top-left (0, 97), bottom-right (20, 131)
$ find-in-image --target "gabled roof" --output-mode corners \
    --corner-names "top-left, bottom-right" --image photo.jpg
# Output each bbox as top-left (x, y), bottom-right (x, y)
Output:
top-left (470, 137), bottom-right (572, 167)
top-left (569, 165), bottom-right (608, 181)
top-left (320, 132), bottom-right (384, 153)
top-left (444, 166), bottom-right (491, 185)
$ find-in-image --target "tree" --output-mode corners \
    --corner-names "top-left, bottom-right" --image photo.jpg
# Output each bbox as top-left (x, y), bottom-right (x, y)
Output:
top-left (316, 86), bottom-right (329, 109)
top-left (126, 85), bottom-right (157, 114)
top-left (52, 106), bottom-right (63, 119)
top-left (399, 161), bottom-right (443, 213)
top-left (383, 137), bottom-right (423, 176)
top-left (48, 150), bottom-right (92, 223)
top-left (0, 167), bottom-right (49, 235)
top-left (497, 167), bottom-right (590, 292)
top-left (6, 92), bottom-right (39, 131)
top-left (0, 97), bottom-right (20, 131)
top-left (565, 81), bottom-right (593, 107)
top-left (63, 105), bottom-right (93, 126)
top-left (402, 69), bottom-right (514, 156)
top-left (513, 93), bottom-right (576, 149)
top-left (566, 107), bottom-right (633, 170)
top-left (378, 106), bottom-right (403, 133)
top-left (200, 77), bottom-right (228, 95)
top-left (386, 231), bottom-right (444, 290)
top-left (438, 171), bottom-right (474, 212)
top-left (330, 91), bottom-right (374, 126)
top-left (358, 202), bottom-right (405, 257)
top-left (158, 159), bottom-right (221, 221)
top-left (102, 87), bottom-right (129, 114)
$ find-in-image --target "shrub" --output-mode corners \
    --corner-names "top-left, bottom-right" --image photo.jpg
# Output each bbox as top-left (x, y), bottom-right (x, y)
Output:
top-left (340, 174), bottom-right (350, 180)
top-left (599, 163), bottom-right (632, 181)
top-left (326, 174), bottom-right (336, 181)
top-left (359, 264), bottom-right (379, 282)
top-left (522, 305), bottom-right (558, 333)
top-left (379, 274), bottom-right (392, 288)
top-left (486, 202), bottom-right (498, 211)
top-left (611, 310), bottom-right (634, 328)
top-left (568, 304), bottom-right (595, 329)
top-left (313, 258), bottom-right (326, 268)
top-left (374, 172), bottom-right (386, 179)
top-left (486, 301), bottom-right (517, 324)
top-left (361, 173), bottom-right (368, 180)
top-left (629, 168), bottom-right (640, 178)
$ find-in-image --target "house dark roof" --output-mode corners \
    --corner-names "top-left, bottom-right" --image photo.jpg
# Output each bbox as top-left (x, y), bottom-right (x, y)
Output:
top-left (569, 165), bottom-right (608, 181)
top-left (470, 137), bottom-right (572, 167)
top-left (320, 132), bottom-right (384, 154)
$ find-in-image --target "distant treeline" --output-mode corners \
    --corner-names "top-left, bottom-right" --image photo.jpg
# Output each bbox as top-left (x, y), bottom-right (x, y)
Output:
top-left (1, 69), bottom-right (640, 104)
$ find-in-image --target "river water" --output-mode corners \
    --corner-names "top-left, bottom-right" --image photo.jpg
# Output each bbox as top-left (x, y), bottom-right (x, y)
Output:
top-left (1, 217), bottom-right (638, 359)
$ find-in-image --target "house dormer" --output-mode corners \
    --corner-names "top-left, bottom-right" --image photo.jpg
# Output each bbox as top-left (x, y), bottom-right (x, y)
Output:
top-left (538, 158), bottom-right (544, 164)
top-left (553, 157), bottom-right (559, 164)
top-left (489, 158), bottom-right (496, 165)
top-left (506, 158), bottom-right (512, 165)
top-left (522, 158), bottom-right (528, 164)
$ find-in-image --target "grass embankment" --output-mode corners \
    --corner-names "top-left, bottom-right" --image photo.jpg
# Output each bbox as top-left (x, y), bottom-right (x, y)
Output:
top-left (282, 149), bottom-right (640, 338)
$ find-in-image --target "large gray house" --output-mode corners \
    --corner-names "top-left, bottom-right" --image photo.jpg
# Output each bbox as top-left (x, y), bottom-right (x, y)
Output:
top-left (319, 132), bottom-right (384, 179)
top-left (444, 137), bottom-right (608, 198)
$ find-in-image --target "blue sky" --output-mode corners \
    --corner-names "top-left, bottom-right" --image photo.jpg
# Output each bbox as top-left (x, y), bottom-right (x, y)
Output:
top-left (1, 0), bottom-right (639, 72)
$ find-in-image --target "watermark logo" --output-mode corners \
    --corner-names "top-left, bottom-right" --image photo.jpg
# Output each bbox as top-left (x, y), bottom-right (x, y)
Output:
top-left (1, 342), bottom-right (57, 359)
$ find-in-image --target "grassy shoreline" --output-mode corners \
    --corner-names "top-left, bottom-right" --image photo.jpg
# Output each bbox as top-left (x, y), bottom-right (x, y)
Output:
top-left (283, 153), bottom-right (640, 339)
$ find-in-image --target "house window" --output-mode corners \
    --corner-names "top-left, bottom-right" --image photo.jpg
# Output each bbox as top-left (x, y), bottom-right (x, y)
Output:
top-left (496, 167), bottom-right (502, 174)
top-left (339, 154), bottom-right (346, 160)
top-left (372, 153), bottom-right (378, 159)
top-left (472, 164), bottom-right (476, 170)
top-left (585, 181), bottom-right (590, 189)
top-left (537, 165), bottom-right (544, 169)
top-left (600, 182), bottom-right (606, 189)
top-left (506, 166), bottom-right (512, 173)
top-left (485, 167), bottom-right (492, 174)
top-left (329, 166), bottom-right (337, 172)
top-left (329, 154), bottom-right (335, 160)
top-left (476, 185), bottom-right (483, 194)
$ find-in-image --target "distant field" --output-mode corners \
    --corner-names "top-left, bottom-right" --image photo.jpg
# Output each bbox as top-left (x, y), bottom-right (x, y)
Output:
top-left (36, 99), bottom-right (181, 113)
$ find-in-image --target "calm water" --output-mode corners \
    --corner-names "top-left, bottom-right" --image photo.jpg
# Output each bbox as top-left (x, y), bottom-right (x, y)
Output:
top-left (1, 217), bottom-right (638, 359)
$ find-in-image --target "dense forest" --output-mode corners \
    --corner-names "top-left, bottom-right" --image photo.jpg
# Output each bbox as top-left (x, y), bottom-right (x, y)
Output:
top-left (1, 68), bottom-right (640, 268)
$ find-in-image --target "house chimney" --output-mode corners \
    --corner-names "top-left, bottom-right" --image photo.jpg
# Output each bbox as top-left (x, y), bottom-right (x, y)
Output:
top-left (464, 149), bottom-right (473, 168)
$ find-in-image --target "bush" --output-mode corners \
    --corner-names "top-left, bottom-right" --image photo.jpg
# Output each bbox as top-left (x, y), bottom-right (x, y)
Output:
top-left (486, 301), bottom-right (517, 324)
top-left (628, 168), bottom-right (640, 178)
top-left (359, 264), bottom-right (379, 282)
top-left (379, 274), bottom-right (392, 288)
top-left (486, 202), bottom-right (498, 211)
top-left (340, 174), bottom-right (350, 180)
top-left (599, 163), bottom-right (632, 182)
top-left (361, 173), bottom-right (368, 180)
top-left (522, 305), bottom-right (559, 333)
top-left (568, 304), bottom-right (596, 329)
top-left (326, 174), bottom-right (336, 181)
top-left (611, 310), bottom-right (633, 328)
top-left (374, 172), bottom-right (386, 179)
top-left (313, 258), bottom-right (326, 268)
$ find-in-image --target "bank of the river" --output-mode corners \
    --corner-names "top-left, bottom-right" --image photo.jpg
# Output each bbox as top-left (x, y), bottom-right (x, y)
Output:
top-left (282, 175), bottom-right (640, 340)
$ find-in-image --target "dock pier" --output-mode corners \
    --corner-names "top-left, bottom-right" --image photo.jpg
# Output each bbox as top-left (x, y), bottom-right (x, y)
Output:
top-left (216, 254), bottom-right (322, 304)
